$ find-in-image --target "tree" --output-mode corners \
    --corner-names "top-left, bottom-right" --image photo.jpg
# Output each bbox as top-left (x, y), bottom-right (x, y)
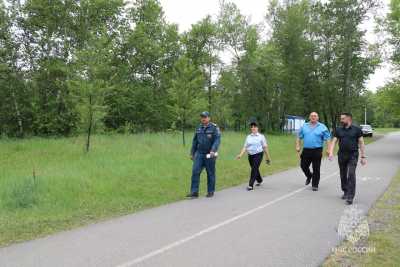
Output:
top-left (217, 0), bottom-right (250, 63)
top-left (19, 0), bottom-right (81, 135)
top-left (168, 56), bottom-right (205, 145)
top-left (215, 1), bottom-right (255, 129)
top-left (0, 1), bottom-right (33, 137)
top-left (69, 33), bottom-right (113, 152)
top-left (103, 0), bottom-right (181, 132)
top-left (388, 0), bottom-right (400, 66)
top-left (367, 0), bottom-right (400, 128)
top-left (68, 0), bottom-right (124, 151)
top-left (184, 16), bottom-right (221, 113)
top-left (0, 0), bottom-right (388, 138)
top-left (264, 0), bottom-right (324, 130)
top-left (376, 82), bottom-right (400, 126)
top-left (312, 0), bottom-right (378, 129)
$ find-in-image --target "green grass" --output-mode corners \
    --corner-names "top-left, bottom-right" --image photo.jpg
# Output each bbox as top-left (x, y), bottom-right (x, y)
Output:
top-left (374, 128), bottom-right (400, 135)
top-left (0, 132), bottom-right (303, 247)
top-left (0, 129), bottom-right (393, 247)
top-left (363, 136), bottom-right (377, 145)
top-left (323, 170), bottom-right (400, 267)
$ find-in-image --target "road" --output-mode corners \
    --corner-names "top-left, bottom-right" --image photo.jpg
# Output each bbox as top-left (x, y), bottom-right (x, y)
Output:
top-left (1, 132), bottom-right (399, 267)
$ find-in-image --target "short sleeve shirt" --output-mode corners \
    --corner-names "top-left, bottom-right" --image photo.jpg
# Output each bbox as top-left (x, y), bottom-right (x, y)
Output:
top-left (298, 122), bottom-right (331, 149)
top-left (244, 133), bottom-right (267, 155)
top-left (334, 125), bottom-right (363, 153)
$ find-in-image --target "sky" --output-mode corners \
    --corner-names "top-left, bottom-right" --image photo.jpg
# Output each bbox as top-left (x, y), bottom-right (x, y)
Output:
top-left (157, 0), bottom-right (394, 92)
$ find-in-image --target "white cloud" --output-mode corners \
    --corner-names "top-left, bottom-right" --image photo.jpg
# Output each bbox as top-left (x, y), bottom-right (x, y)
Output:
top-left (159, 0), bottom-right (268, 32)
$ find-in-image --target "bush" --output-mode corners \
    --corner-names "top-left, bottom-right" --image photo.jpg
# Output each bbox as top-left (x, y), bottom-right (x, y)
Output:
top-left (3, 177), bottom-right (38, 210)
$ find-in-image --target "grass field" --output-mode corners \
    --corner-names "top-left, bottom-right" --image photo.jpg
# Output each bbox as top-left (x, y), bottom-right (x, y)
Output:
top-left (0, 128), bottom-right (396, 247)
top-left (323, 170), bottom-right (400, 267)
top-left (0, 131), bottom-right (303, 247)
top-left (374, 128), bottom-right (400, 135)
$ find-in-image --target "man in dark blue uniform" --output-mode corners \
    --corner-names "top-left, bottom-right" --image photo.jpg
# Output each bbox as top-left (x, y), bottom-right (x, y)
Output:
top-left (186, 112), bottom-right (221, 198)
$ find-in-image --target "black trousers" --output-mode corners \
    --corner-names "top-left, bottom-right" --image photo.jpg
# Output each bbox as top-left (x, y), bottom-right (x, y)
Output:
top-left (338, 152), bottom-right (358, 200)
top-left (248, 152), bottom-right (263, 187)
top-left (300, 148), bottom-right (322, 187)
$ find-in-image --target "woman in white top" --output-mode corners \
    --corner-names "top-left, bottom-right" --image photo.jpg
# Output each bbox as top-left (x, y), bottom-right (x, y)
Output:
top-left (236, 122), bottom-right (272, 190)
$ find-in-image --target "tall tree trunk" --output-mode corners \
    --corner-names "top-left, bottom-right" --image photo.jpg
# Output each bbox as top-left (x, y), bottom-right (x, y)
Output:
top-left (12, 91), bottom-right (24, 137)
top-left (86, 94), bottom-right (93, 153)
top-left (323, 111), bottom-right (329, 130)
top-left (280, 106), bottom-right (286, 132)
top-left (330, 110), bottom-right (338, 135)
top-left (342, 41), bottom-right (353, 111)
top-left (208, 63), bottom-right (212, 112)
top-left (182, 109), bottom-right (186, 146)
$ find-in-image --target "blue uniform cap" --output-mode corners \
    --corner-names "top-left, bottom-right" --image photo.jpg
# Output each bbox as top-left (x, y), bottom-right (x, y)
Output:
top-left (200, 111), bottom-right (210, 117)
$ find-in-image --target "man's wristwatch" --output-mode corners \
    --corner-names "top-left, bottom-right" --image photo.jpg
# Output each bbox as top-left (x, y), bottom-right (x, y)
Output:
top-left (361, 156), bottom-right (367, 159)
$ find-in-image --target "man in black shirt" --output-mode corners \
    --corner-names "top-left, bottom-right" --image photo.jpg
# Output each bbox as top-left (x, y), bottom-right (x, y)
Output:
top-left (328, 113), bottom-right (367, 205)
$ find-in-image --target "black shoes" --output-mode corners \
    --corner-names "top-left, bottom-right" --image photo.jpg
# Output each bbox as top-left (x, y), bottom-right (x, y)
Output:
top-left (305, 177), bottom-right (312, 186)
top-left (341, 192), bottom-right (353, 204)
top-left (186, 192), bottom-right (214, 198)
top-left (256, 181), bottom-right (263, 186)
top-left (312, 187), bottom-right (318, 191)
top-left (346, 199), bottom-right (353, 205)
top-left (246, 186), bottom-right (254, 191)
top-left (186, 192), bottom-right (199, 198)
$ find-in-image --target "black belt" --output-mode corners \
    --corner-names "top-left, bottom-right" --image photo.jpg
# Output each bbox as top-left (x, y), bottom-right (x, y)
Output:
top-left (339, 150), bottom-right (358, 154)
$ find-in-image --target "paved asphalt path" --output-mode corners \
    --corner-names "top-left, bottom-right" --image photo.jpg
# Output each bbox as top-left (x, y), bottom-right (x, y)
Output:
top-left (1, 133), bottom-right (399, 267)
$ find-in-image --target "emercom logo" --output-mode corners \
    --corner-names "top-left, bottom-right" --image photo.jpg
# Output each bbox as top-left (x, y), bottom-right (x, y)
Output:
top-left (333, 205), bottom-right (376, 255)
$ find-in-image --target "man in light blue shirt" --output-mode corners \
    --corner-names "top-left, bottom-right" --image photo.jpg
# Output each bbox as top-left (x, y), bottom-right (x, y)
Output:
top-left (295, 112), bottom-right (331, 191)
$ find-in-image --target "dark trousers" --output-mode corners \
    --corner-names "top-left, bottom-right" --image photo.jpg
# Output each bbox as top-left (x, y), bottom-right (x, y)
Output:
top-left (338, 152), bottom-right (358, 200)
top-left (190, 153), bottom-right (216, 193)
top-left (248, 152), bottom-right (263, 187)
top-left (300, 148), bottom-right (323, 187)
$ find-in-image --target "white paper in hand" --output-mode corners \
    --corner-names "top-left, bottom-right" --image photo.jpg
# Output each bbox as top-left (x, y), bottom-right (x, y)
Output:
top-left (206, 152), bottom-right (218, 158)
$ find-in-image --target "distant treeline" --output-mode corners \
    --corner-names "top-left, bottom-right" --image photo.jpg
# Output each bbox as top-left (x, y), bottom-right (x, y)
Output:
top-left (0, 0), bottom-right (399, 138)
